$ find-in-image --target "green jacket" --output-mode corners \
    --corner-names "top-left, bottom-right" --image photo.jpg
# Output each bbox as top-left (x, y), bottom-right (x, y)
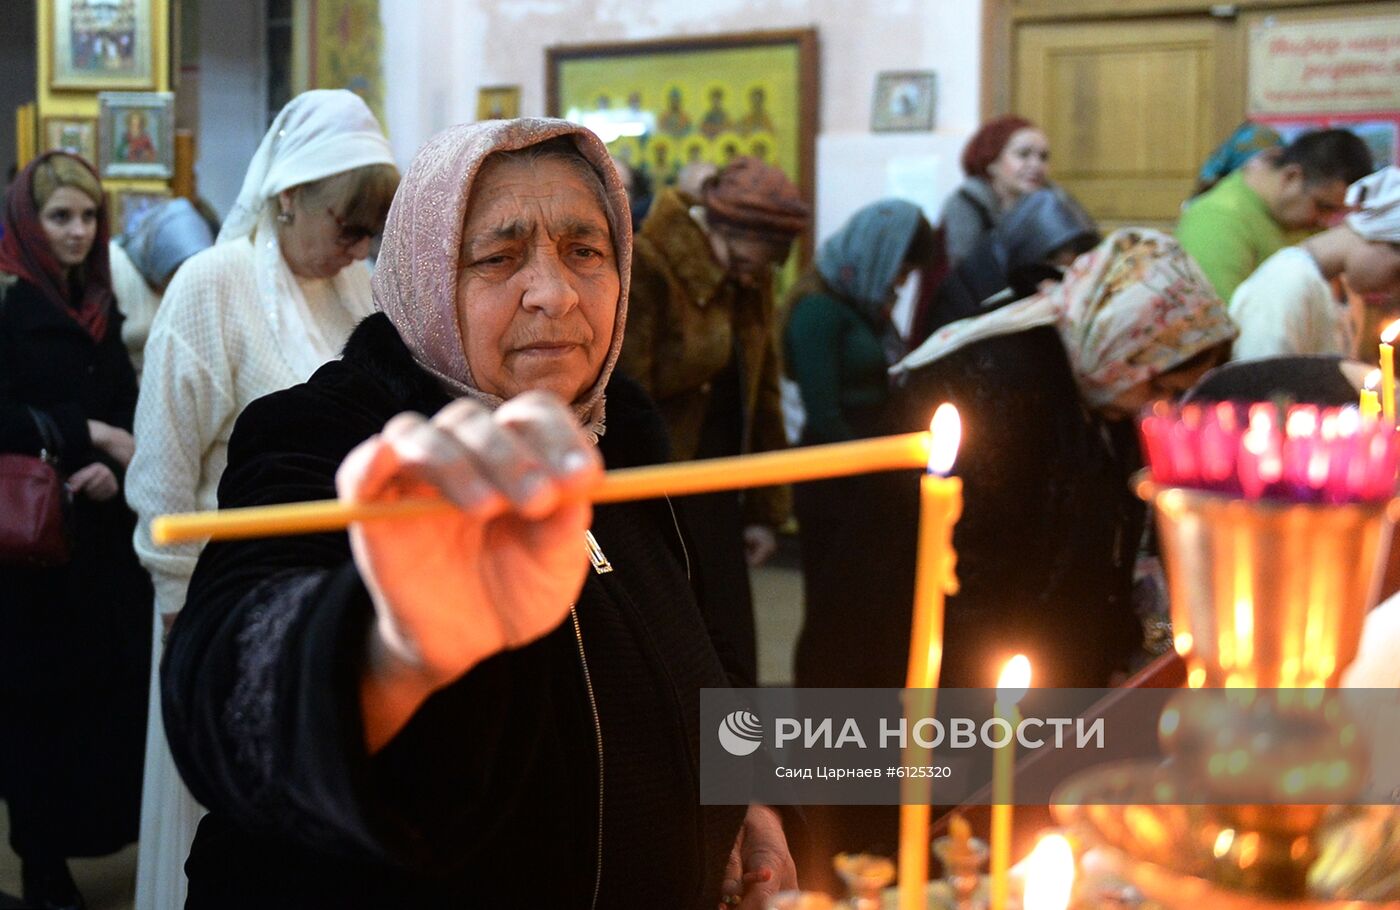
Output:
top-left (782, 283), bottom-right (889, 444)
top-left (619, 188), bottom-right (790, 528)
top-left (1176, 169), bottom-right (1286, 302)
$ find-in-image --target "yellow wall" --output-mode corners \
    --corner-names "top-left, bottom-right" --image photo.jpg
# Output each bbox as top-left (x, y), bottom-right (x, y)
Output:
top-left (35, 0), bottom-right (172, 198)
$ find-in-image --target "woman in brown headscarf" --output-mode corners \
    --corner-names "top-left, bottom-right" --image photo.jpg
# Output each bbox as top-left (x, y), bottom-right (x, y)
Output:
top-left (619, 156), bottom-right (811, 686)
top-left (162, 119), bottom-right (796, 909)
top-left (0, 152), bottom-right (151, 909)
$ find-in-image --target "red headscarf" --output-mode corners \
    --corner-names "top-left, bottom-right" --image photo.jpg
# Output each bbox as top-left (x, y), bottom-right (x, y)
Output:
top-left (960, 116), bottom-right (1035, 179)
top-left (0, 152), bottom-right (113, 342)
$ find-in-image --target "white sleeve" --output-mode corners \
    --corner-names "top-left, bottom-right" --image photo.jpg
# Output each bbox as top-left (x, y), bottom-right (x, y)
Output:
top-left (1228, 274), bottom-right (1309, 361)
top-left (109, 241), bottom-right (160, 379)
top-left (126, 260), bottom-right (238, 617)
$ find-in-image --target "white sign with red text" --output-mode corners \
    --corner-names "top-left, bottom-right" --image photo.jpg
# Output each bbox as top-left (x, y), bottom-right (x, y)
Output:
top-left (1250, 16), bottom-right (1400, 116)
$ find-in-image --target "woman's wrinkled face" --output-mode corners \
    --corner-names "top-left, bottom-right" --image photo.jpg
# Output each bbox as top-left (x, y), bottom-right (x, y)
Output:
top-left (455, 155), bottom-right (620, 403)
top-left (277, 188), bottom-right (376, 280)
top-left (39, 185), bottom-right (99, 269)
top-left (987, 128), bottom-right (1050, 201)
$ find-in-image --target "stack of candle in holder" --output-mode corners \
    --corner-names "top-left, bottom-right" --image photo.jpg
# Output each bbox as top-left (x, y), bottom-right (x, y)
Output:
top-left (1139, 400), bottom-right (1400, 503)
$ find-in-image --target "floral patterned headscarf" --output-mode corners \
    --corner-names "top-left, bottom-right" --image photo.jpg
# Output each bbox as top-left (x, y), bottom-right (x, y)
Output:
top-left (891, 228), bottom-right (1237, 407)
top-left (372, 118), bottom-right (632, 439)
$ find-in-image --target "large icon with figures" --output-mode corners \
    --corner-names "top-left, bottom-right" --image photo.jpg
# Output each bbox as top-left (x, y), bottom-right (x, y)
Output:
top-left (547, 28), bottom-right (817, 275)
top-left (49, 0), bottom-right (156, 91)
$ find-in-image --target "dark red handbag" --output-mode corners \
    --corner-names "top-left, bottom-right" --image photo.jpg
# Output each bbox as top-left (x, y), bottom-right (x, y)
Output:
top-left (0, 407), bottom-right (73, 567)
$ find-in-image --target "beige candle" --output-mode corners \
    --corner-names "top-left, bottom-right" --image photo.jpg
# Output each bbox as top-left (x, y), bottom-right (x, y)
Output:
top-left (991, 655), bottom-right (1031, 910)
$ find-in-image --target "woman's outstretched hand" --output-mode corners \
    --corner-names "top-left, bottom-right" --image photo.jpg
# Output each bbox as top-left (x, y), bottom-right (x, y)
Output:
top-left (337, 392), bottom-right (602, 750)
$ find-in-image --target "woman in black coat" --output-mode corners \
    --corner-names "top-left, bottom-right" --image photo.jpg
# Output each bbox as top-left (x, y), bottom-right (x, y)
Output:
top-left (0, 153), bottom-right (151, 908)
top-left (889, 229), bottom-right (1236, 688)
top-left (162, 119), bottom-right (795, 910)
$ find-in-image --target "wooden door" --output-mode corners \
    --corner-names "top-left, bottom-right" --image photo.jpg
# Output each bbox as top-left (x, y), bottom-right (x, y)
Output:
top-left (1015, 17), bottom-right (1240, 228)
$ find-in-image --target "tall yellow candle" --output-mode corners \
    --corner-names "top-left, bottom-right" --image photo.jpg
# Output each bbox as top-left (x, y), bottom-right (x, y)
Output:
top-left (899, 404), bottom-right (963, 910)
top-left (1381, 321), bottom-right (1399, 426)
top-left (152, 431), bottom-right (933, 546)
top-left (1362, 369), bottom-right (1382, 422)
top-left (990, 655), bottom-right (1031, 910)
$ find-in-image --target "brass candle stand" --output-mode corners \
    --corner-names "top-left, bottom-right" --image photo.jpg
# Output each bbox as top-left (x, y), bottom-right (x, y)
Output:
top-left (1053, 473), bottom-right (1400, 907)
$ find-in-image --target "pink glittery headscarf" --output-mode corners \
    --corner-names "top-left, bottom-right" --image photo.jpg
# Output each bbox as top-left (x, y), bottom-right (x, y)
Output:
top-left (373, 118), bottom-right (632, 438)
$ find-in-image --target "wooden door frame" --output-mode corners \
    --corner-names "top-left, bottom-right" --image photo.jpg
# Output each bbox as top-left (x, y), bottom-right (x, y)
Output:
top-left (980, 0), bottom-right (1395, 119)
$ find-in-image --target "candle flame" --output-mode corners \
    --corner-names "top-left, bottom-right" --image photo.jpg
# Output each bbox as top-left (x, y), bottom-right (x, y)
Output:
top-left (1367, 368), bottom-right (1383, 392)
top-left (1285, 407), bottom-right (1317, 439)
top-left (1337, 405), bottom-right (1360, 435)
top-left (1021, 834), bottom-right (1075, 910)
top-left (927, 403), bottom-right (961, 476)
top-left (996, 654), bottom-right (1031, 706)
top-left (1384, 320), bottom-right (1400, 345)
top-left (1213, 828), bottom-right (1236, 859)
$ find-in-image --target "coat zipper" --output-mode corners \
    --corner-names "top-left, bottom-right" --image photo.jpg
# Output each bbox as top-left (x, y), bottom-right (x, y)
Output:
top-left (570, 604), bottom-right (604, 910)
top-left (663, 496), bottom-right (692, 581)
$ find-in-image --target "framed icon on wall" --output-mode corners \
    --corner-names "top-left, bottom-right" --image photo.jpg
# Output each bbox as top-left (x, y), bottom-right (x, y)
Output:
top-left (871, 71), bottom-right (937, 133)
top-left (477, 85), bottom-right (522, 121)
top-left (50, 0), bottom-right (156, 91)
top-left (111, 187), bottom-right (172, 236)
top-left (97, 91), bottom-right (174, 179)
top-left (42, 116), bottom-right (99, 164)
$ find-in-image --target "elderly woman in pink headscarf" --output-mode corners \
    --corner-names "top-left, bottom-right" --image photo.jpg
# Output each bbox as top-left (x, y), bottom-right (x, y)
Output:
top-left (160, 119), bottom-right (795, 909)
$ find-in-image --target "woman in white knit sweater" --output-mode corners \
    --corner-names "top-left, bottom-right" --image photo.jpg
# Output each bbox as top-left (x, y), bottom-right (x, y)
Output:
top-left (124, 89), bottom-right (398, 910)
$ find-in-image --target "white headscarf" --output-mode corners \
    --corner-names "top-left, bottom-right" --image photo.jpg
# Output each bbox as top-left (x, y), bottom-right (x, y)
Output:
top-left (219, 89), bottom-right (396, 378)
top-left (1346, 167), bottom-right (1400, 243)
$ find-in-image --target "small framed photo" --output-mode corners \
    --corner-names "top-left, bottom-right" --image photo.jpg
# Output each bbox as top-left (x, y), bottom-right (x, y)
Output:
top-left (42, 116), bottom-right (99, 164)
top-left (97, 91), bottom-right (174, 179)
top-left (871, 71), bottom-right (937, 133)
top-left (111, 187), bottom-right (171, 236)
top-left (50, 0), bottom-right (156, 91)
top-left (477, 85), bottom-right (521, 121)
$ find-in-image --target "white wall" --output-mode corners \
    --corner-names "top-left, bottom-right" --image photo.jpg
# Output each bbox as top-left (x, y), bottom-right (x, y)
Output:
top-left (195, 0), bottom-right (266, 218)
top-left (379, 0), bottom-right (984, 241)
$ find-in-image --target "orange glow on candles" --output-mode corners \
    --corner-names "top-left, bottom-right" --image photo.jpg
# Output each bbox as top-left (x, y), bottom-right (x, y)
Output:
top-left (949, 812), bottom-right (972, 846)
top-left (1362, 369), bottom-right (1382, 422)
top-left (991, 655), bottom-right (1032, 910)
top-left (899, 404), bottom-right (963, 910)
top-left (1381, 321), bottom-right (1399, 426)
top-left (1021, 833), bottom-right (1075, 910)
